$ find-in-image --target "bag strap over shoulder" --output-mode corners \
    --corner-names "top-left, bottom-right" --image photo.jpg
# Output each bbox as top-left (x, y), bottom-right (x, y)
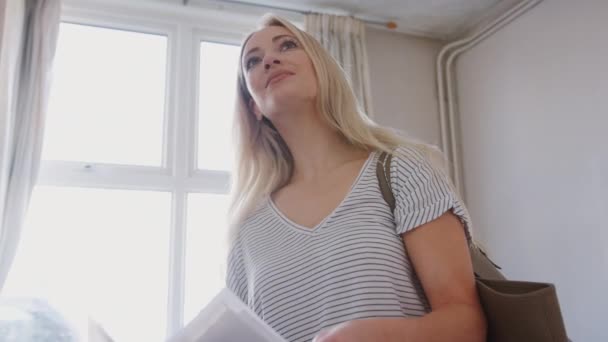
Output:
top-left (375, 150), bottom-right (505, 280)
top-left (376, 151), bottom-right (395, 213)
top-left (374, 152), bottom-right (568, 341)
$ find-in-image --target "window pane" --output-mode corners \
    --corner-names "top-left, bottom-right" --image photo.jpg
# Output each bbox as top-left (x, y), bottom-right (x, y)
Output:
top-left (198, 42), bottom-right (239, 171)
top-left (42, 23), bottom-right (167, 166)
top-left (3, 186), bottom-right (171, 342)
top-left (184, 193), bottom-right (230, 323)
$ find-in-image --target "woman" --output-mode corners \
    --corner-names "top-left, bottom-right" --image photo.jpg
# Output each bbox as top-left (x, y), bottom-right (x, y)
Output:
top-left (226, 14), bottom-right (487, 342)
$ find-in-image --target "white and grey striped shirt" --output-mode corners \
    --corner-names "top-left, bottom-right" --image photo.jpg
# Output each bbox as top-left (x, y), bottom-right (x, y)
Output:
top-left (226, 145), bottom-right (472, 342)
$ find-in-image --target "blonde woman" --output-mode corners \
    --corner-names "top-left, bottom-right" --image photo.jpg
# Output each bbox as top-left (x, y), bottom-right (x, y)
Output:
top-left (226, 14), bottom-right (486, 342)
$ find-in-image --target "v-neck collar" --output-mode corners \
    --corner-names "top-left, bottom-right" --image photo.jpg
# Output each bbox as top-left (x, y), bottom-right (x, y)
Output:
top-left (267, 150), bottom-right (377, 234)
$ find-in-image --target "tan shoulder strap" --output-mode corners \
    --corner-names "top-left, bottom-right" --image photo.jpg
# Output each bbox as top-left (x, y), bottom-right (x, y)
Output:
top-left (376, 151), bottom-right (396, 213)
top-left (375, 150), bottom-right (505, 280)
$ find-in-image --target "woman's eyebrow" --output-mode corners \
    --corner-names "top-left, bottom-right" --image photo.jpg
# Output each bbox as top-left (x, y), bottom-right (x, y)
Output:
top-left (243, 34), bottom-right (297, 60)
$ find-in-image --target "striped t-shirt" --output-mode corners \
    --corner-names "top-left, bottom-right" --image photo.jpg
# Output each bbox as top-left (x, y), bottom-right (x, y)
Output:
top-left (226, 145), bottom-right (472, 342)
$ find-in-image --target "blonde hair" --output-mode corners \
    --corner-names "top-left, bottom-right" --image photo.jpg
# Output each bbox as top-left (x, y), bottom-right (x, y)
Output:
top-left (228, 14), bottom-right (442, 241)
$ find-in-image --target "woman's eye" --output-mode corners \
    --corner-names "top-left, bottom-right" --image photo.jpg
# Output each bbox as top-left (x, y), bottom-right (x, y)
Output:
top-left (246, 56), bottom-right (261, 70)
top-left (280, 40), bottom-right (298, 51)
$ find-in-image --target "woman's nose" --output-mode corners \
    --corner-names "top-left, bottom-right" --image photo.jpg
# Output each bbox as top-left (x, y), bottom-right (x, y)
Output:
top-left (263, 55), bottom-right (281, 70)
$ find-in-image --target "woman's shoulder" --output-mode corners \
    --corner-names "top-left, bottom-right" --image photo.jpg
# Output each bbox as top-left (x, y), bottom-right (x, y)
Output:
top-left (389, 143), bottom-right (447, 174)
top-left (392, 144), bottom-right (425, 161)
top-left (242, 196), bottom-right (271, 225)
top-left (228, 196), bottom-right (272, 243)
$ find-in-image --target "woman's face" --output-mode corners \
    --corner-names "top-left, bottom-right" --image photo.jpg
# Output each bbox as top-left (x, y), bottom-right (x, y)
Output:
top-left (241, 25), bottom-right (318, 120)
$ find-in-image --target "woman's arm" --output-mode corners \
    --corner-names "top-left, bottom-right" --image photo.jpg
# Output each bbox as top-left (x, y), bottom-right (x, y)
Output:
top-left (313, 212), bottom-right (487, 342)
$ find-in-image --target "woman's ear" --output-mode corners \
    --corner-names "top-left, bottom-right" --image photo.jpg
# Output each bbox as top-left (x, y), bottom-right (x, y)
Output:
top-left (249, 99), bottom-right (263, 121)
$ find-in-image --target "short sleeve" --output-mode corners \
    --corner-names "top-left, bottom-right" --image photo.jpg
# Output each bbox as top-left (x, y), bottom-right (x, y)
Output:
top-left (390, 145), bottom-right (472, 241)
top-left (225, 239), bottom-right (249, 304)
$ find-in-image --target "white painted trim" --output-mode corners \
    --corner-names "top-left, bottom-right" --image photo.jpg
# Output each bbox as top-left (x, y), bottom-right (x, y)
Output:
top-left (165, 22), bottom-right (191, 335)
top-left (36, 163), bottom-right (232, 193)
top-left (189, 30), bottom-right (204, 175)
top-left (37, 162), bottom-right (172, 191)
top-left (167, 190), bottom-right (187, 335)
top-left (62, 3), bottom-right (177, 35)
top-left (63, 0), bottom-right (303, 32)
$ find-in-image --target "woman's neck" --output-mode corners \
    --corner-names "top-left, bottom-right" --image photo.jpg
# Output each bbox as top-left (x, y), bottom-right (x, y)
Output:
top-left (271, 109), bottom-right (368, 183)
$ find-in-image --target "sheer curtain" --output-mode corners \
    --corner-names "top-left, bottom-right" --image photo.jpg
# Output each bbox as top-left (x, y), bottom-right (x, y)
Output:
top-left (304, 13), bottom-right (374, 117)
top-left (0, 0), bottom-right (61, 291)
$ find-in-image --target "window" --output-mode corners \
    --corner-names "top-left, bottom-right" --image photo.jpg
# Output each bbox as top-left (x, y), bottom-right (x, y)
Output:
top-left (3, 186), bottom-right (171, 341)
top-left (197, 42), bottom-right (240, 172)
top-left (3, 3), bottom-right (261, 341)
top-left (43, 23), bottom-right (167, 166)
top-left (184, 193), bottom-right (230, 324)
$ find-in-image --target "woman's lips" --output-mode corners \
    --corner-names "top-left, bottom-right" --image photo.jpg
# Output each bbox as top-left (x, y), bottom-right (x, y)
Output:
top-left (266, 72), bottom-right (293, 87)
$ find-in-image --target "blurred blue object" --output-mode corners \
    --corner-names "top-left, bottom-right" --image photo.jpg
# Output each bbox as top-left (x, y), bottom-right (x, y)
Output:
top-left (0, 297), bottom-right (78, 342)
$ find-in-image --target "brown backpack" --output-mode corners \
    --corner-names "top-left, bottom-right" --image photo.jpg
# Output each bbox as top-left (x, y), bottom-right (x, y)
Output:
top-left (376, 151), bottom-right (569, 342)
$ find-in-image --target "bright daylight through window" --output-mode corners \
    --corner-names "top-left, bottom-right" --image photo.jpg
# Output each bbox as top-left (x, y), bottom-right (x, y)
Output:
top-left (4, 18), bottom-right (242, 341)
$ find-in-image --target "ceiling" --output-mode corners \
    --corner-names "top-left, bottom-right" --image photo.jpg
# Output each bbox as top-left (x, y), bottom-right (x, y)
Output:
top-left (194, 0), bottom-right (522, 40)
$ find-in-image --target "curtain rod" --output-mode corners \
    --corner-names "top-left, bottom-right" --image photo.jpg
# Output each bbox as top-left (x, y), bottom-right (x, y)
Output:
top-left (184, 0), bottom-right (398, 29)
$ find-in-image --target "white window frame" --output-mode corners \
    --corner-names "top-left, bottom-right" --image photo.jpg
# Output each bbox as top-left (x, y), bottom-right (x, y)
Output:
top-left (35, 0), bottom-right (301, 337)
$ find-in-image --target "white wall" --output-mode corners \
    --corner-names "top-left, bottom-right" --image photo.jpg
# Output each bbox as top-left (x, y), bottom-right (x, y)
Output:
top-left (456, 1), bottom-right (608, 341)
top-left (366, 27), bottom-right (443, 146)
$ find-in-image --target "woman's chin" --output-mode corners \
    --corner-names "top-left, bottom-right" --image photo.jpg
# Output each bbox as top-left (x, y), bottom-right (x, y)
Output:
top-left (270, 82), bottom-right (315, 100)
top-left (266, 95), bottom-right (314, 114)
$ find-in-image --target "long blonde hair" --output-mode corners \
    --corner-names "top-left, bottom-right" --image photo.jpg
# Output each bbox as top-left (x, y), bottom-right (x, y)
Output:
top-left (228, 14), bottom-right (441, 241)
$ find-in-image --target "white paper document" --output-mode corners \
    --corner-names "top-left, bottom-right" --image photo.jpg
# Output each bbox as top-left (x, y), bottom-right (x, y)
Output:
top-left (167, 288), bottom-right (287, 342)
